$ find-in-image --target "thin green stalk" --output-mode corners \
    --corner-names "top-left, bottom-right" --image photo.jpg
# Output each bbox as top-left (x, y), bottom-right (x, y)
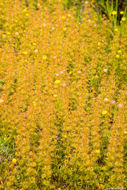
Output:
top-left (116, 0), bottom-right (118, 21)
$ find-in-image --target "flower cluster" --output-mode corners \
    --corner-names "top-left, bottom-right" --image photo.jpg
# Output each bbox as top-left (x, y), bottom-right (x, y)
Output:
top-left (0, 0), bottom-right (127, 189)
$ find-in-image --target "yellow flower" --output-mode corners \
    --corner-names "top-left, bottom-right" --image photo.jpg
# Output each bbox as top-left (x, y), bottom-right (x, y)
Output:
top-left (42, 55), bottom-right (47, 60)
top-left (62, 16), bottom-right (66, 20)
top-left (12, 158), bottom-right (17, 164)
top-left (15, 152), bottom-right (20, 157)
top-left (102, 110), bottom-right (107, 115)
top-left (112, 11), bottom-right (117, 15)
top-left (32, 101), bottom-right (36, 106)
top-left (98, 42), bottom-right (101, 46)
top-left (121, 17), bottom-right (126, 21)
top-left (116, 54), bottom-right (120, 59)
top-left (25, 13), bottom-right (29, 17)
top-left (23, 9), bottom-right (27, 13)
top-left (30, 162), bottom-right (36, 167)
top-left (29, 151), bottom-right (33, 156)
top-left (120, 11), bottom-right (124, 15)
top-left (63, 134), bottom-right (67, 138)
top-left (2, 34), bottom-right (6, 39)
top-left (114, 28), bottom-right (118, 32)
top-left (41, 174), bottom-right (46, 179)
top-left (6, 31), bottom-right (10, 35)
top-left (53, 94), bottom-right (57, 97)
top-left (63, 27), bottom-right (67, 32)
top-left (29, 177), bottom-right (35, 183)
top-left (23, 51), bottom-right (27, 55)
top-left (95, 150), bottom-right (100, 154)
top-left (43, 180), bottom-right (50, 186)
top-left (54, 80), bottom-right (60, 84)
top-left (118, 50), bottom-right (122, 54)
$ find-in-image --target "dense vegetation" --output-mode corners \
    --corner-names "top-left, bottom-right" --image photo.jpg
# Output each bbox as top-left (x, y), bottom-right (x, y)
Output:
top-left (0, 0), bottom-right (127, 189)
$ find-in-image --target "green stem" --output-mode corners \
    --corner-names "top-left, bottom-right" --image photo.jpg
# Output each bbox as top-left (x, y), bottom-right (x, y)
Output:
top-left (116, 0), bottom-right (118, 21)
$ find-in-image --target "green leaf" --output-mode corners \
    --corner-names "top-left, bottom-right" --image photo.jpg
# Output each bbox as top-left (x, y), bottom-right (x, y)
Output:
top-left (0, 80), bottom-right (5, 85)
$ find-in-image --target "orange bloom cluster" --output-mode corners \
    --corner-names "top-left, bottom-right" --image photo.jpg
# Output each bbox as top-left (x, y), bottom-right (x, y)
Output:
top-left (0, 0), bottom-right (127, 189)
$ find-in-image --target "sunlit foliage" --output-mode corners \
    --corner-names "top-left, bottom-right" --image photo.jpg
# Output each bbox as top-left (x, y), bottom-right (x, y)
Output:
top-left (0, 0), bottom-right (127, 189)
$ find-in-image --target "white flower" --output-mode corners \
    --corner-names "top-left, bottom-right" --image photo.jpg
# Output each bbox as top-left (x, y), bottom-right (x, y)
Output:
top-left (62, 83), bottom-right (66, 87)
top-left (0, 99), bottom-right (4, 103)
top-left (110, 100), bottom-right (116, 105)
top-left (117, 103), bottom-right (124, 108)
top-left (15, 32), bottom-right (19, 36)
top-left (104, 98), bottom-right (109, 102)
top-left (34, 49), bottom-right (38, 53)
top-left (60, 71), bottom-right (64, 74)
top-left (104, 69), bottom-right (108, 72)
